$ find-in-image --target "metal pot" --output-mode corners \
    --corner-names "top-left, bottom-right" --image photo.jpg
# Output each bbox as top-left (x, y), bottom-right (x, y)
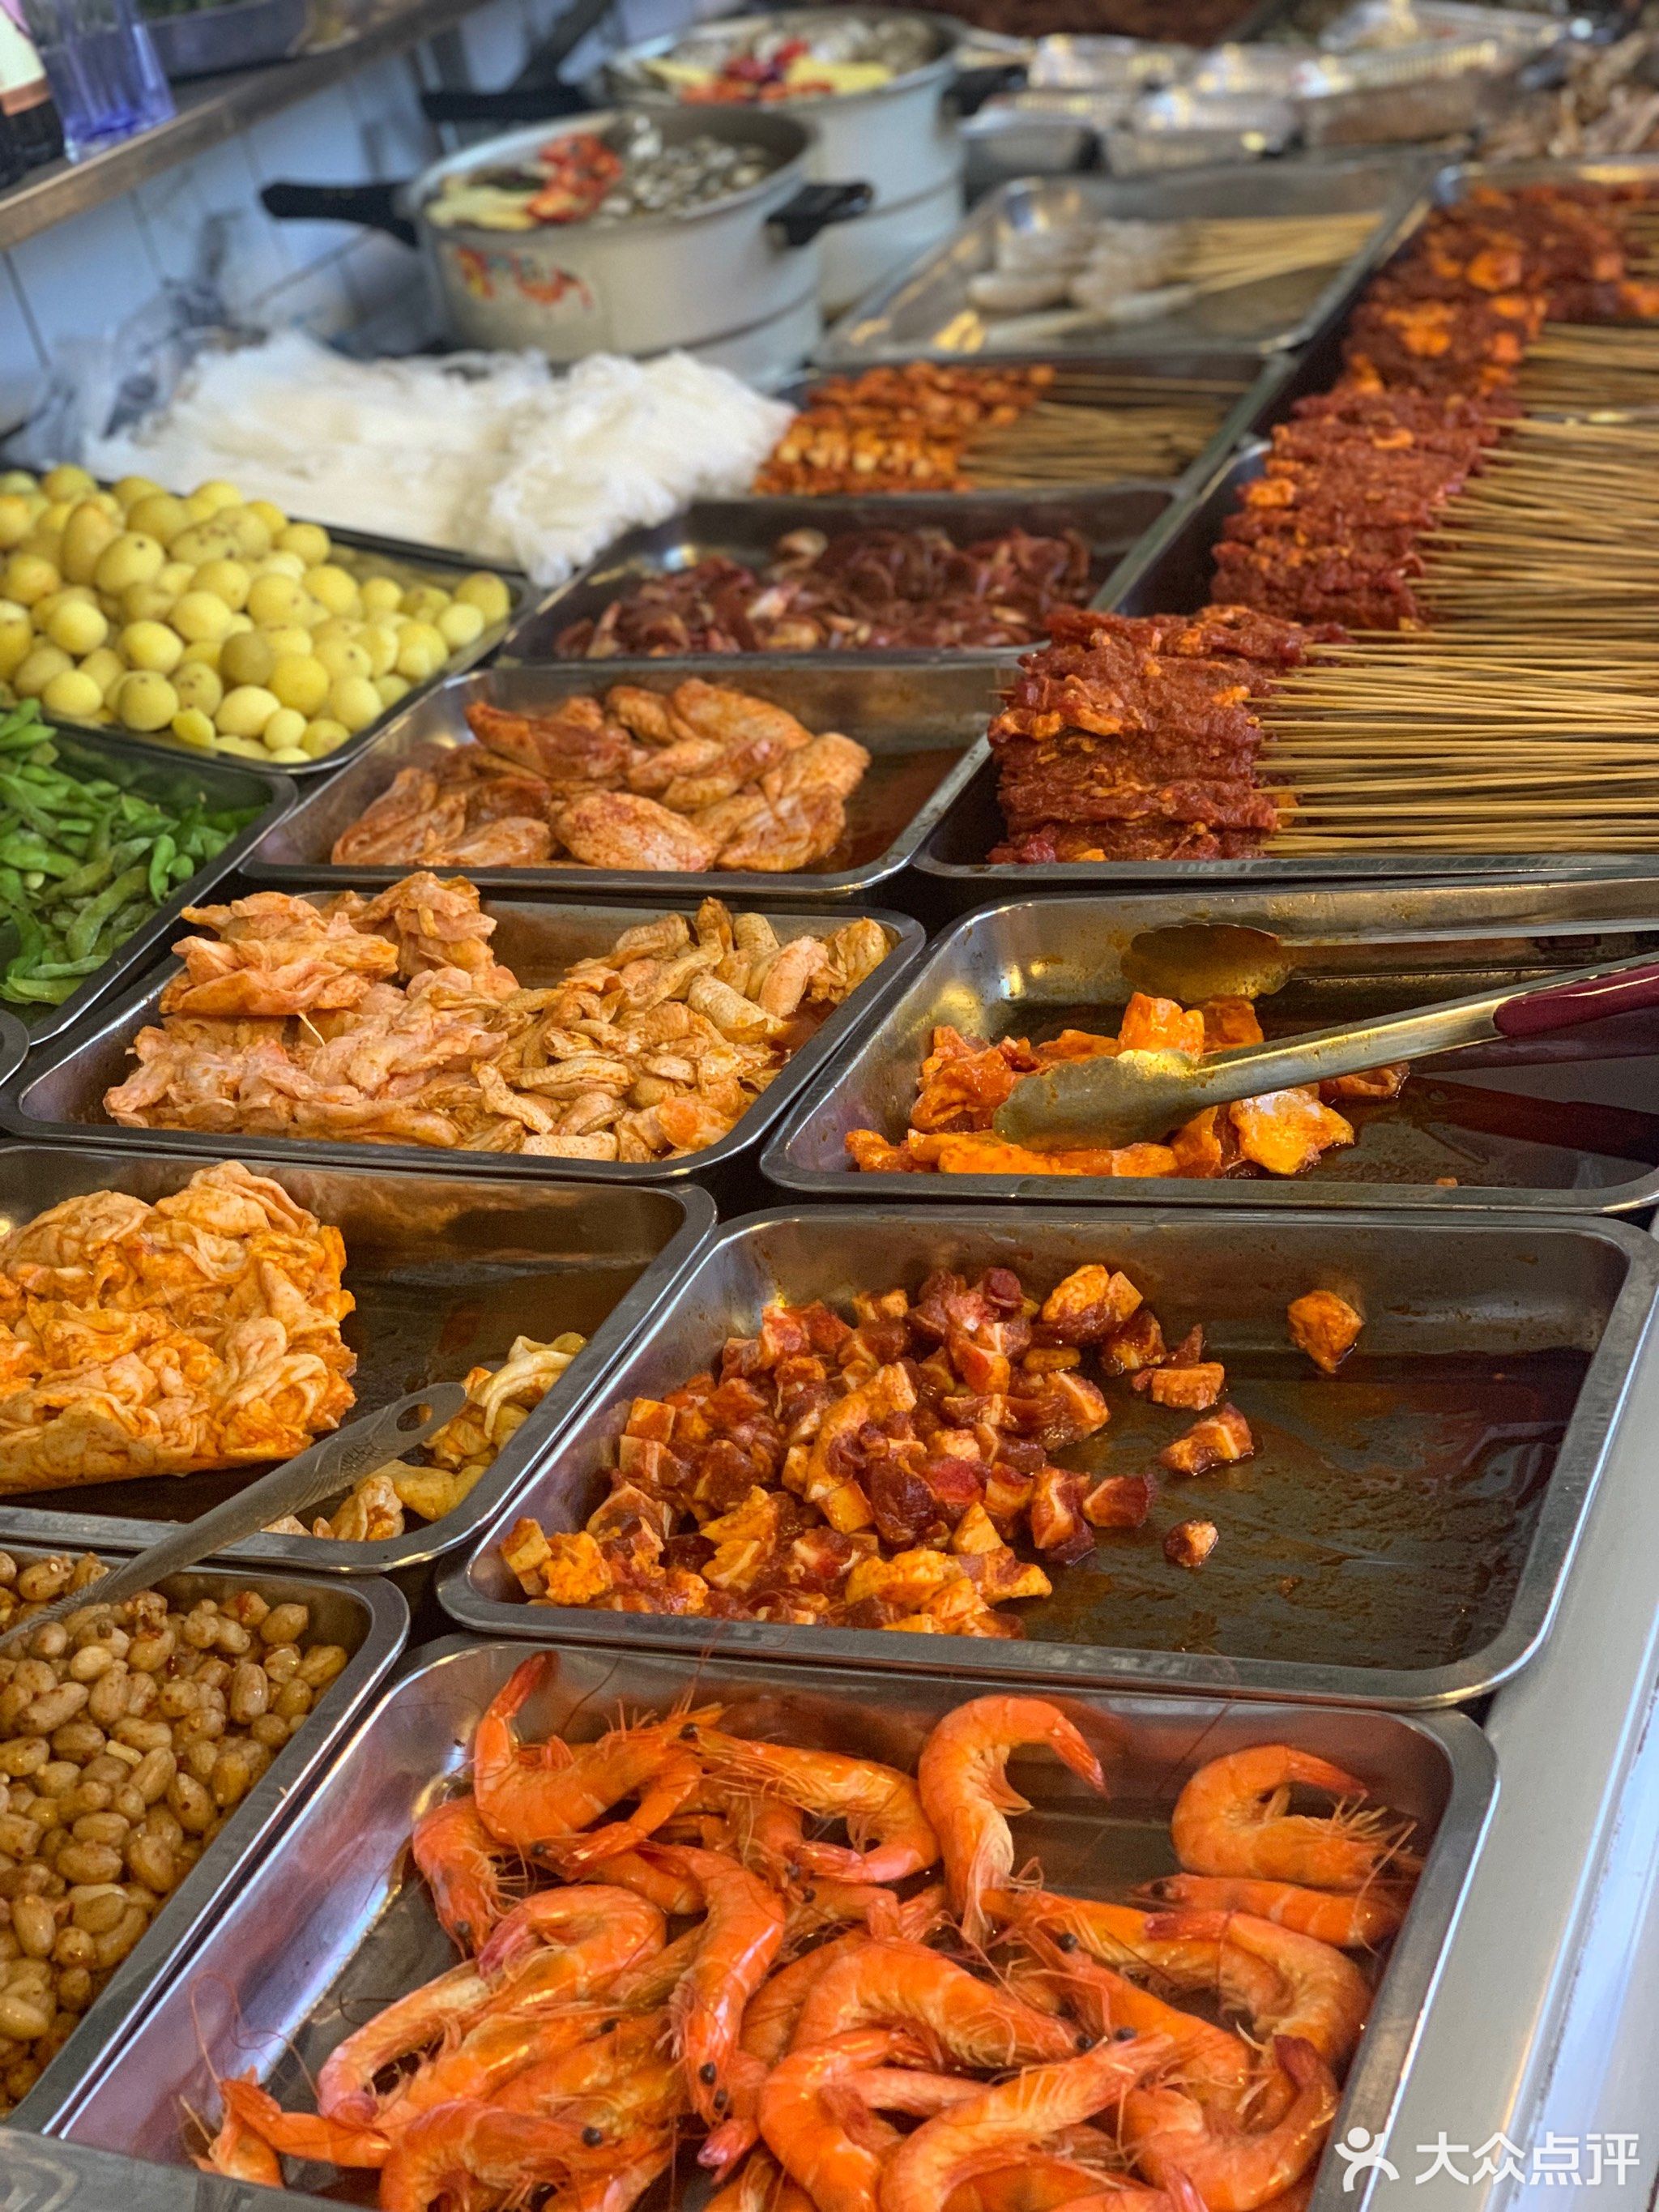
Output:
top-left (262, 108), bottom-right (871, 383)
top-left (424, 12), bottom-right (1020, 314)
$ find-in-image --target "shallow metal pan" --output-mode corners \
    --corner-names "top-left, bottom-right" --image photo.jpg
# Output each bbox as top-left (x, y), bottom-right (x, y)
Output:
top-left (51, 520), bottom-right (537, 783)
top-left (501, 487), bottom-right (1172, 666)
top-left (441, 1202), bottom-right (1657, 1706)
top-left (816, 149), bottom-right (1433, 365)
top-left (240, 660), bottom-right (1004, 906)
top-left (765, 886), bottom-right (1659, 1212)
top-left (45, 1632), bottom-right (1496, 2204)
top-left (0, 724), bottom-right (293, 1044)
top-left (766, 344), bottom-right (1291, 505)
top-left (6, 1544), bottom-right (405, 2138)
top-left (0, 1145), bottom-right (714, 1578)
top-left (0, 890), bottom-right (924, 1201)
top-left (919, 439), bottom-right (1659, 895)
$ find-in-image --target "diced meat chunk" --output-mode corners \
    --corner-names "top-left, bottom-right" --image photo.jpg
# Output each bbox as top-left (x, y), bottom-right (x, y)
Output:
top-left (1039, 1264), bottom-right (1143, 1345)
top-left (1159, 1403), bottom-right (1256, 1478)
top-left (1164, 1518), bottom-right (1219, 1569)
top-left (1288, 1290), bottom-right (1364, 1374)
top-left (1143, 1364), bottom-right (1226, 1411)
top-left (1081, 1473), bottom-right (1154, 1529)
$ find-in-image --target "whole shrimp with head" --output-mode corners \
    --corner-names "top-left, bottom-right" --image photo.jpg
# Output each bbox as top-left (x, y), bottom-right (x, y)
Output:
top-left (918, 1695), bottom-right (1112, 1944)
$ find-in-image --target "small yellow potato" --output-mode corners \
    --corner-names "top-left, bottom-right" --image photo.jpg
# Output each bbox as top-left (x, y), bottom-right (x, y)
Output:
top-left (171, 591), bottom-right (235, 646)
top-left (179, 638), bottom-right (223, 671)
top-left (360, 575), bottom-right (402, 617)
top-left (302, 563), bottom-right (360, 617)
top-left (262, 707), bottom-right (308, 754)
top-left (228, 510), bottom-right (272, 560)
top-left (41, 668), bottom-right (104, 720)
top-left (93, 533), bottom-right (165, 596)
top-left (41, 463), bottom-right (96, 501)
top-left (400, 584), bottom-right (450, 625)
top-left (269, 654), bottom-right (331, 715)
top-left (328, 674), bottom-right (382, 732)
top-left (118, 583), bottom-right (176, 626)
top-left (121, 621), bottom-right (185, 676)
top-left (113, 671), bottom-right (179, 732)
top-left (169, 707), bottom-right (218, 750)
top-left (394, 621), bottom-right (446, 684)
top-left (173, 661), bottom-right (224, 717)
top-left (255, 550), bottom-right (306, 582)
top-left (13, 644), bottom-right (71, 697)
top-left (0, 495), bottom-right (34, 550)
top-left (314, 636), bottom-right (370, 682)
top-left (4, 552), bottom-right (60, 605)
top-left (276, 522), bottom-right (330, 566)
top-left (193, 557), bottom-right (251, 610)
top-left (112, 475), bottom-right (164, 510)
top-left (374, 673), bottom-right (411, 709)
top-left (456, 572), bottom-right (511, 624)
top-left (246, 572), bottom-right (305, 628)
top-left (126, 493), bottom-right (190, 546)
top-left (0, 616), bottom-right (30, 679)
top-left (79, 647), bottom-right (126, 699)
top-left (300, 716), bottom-right (348, 757)
top-left (58, 502), bottom-right (120, 585)
top-left (437, 601), bottom-right (485, 651)
top-left (358, 621), bottom-right (398, 678)
top-left (220, 632), bottom-right (275, 689)
top-left (45, 599), bottom-right (109, 656)
top-left (215, 684), bottom-right (281, 739)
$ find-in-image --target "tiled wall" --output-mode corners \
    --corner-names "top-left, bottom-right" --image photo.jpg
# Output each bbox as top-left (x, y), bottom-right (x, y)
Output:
top-left (0, 0), bottom-right (707, 437)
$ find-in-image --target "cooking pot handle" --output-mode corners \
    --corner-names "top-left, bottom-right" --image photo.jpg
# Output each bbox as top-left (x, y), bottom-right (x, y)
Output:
top-left (420, 81), bottom-right (592, 123)
top-left (951, 62), bottom-right (1026, 116)
top-left (261, 181), bottom-right (417, 248)
top-left (767, 181), bottom-right (874, 248)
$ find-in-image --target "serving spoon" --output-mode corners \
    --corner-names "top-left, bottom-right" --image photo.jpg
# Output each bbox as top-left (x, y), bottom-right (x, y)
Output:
top-left (994, 945), bottom-right (1659, 1152)
top-left (0, 1381), bottom-right (466, 1654)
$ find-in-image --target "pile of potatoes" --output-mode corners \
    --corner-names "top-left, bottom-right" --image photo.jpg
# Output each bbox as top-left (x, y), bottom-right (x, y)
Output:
top-left (0, 465), bottom-right (513, 767)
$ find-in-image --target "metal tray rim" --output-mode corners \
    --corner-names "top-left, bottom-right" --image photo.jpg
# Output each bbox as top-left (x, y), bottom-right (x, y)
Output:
top-left (0, 722), bottom-right (296, 1048)
top-left (0, 1006), bottom-right (24, 1087)
top-left (10, 1551), bottom-right (407, 2136)
top-left (0, 1143), bottom-right (718, 1578)
top-left (237, 659), bottom-right (996, 906)
top-left (0, 890), bottom-right (927, 1192)
top-left (49, 1628), bottom-right (1502, 2206)
top-left (441, 1198), bottom-right (1659, 1710)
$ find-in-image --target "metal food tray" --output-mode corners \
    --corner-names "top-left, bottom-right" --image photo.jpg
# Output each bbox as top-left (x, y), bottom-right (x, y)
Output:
top-left (0, 1006), bottom-right (23, 1086)
top-left (0, 890), bottom-right (925, 1201)
top-left (5, 1544), bottom-right (405, 2137)
top-left (0, 1145), bottom-right (714, 1579)
top-left (0, 723), bottom-right (292, 1044)
top-left (52, 519), bottom-right (538, 783)
top-left (240, 660), bottom-right (1004, 906)
top-left (441, 1203), bottom-right (1657, 1706)
top-left (43, 1633), bottom-right (1496, 2206)
top-left (143, 0), bottom-right (308, 78)
top-left (769, 344), bottom-right (1290, 506)
top-left (502, 487), bottom-right (1174, 666)
top-left (765, 886), bottom-right (1659, 1213)
top-left (817, 149), bottom-right (1432, 365)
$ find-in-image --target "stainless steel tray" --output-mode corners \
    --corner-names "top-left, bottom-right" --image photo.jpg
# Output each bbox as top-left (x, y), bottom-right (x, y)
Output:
top-left (0, 889), bottom-right (925, 1197)
top-left (501, 488), bottom-right (1173, 667)
top-left (52, 519), bottom-right (539, 783)
top-left (6, 1544), bottom-right (406, 2137)
top-left (0, 723), bottom-right (292, 1044)
top-left (817, 149), bottom-right (1433, 365)
top-left (768, 345), bottom-right (1287, 505)
top-left (0, 1145), bottom-right (714, 1578)
top-left (240, 660), bottom-right (1004, 906)
top-left (441, 1203), bottom-right (1657, 1706)
top-left (44, 1633), bottom-right (1496, 2207)
top-left (764, 886), bottom-right (1659, 1212)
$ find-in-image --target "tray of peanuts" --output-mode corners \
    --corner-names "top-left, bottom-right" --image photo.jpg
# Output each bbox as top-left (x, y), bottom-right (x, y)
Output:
top-left (0, 463), bottom-right (527, 776)
top-left (0, 1546), bottom-right (405, 2133)
top-left (38, 1638), bottom-right (1493, 2210)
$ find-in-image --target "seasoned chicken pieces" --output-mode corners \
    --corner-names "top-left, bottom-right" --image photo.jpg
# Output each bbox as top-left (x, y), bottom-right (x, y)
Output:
top-left (850, 991), bottom-right (1381, 1185)
top-left (329, 681), bottom-right (874, 876)
top-left (105, 878), bottom-right (890, 1165)
top-left (0, 1163), bottom-right (356, 1490)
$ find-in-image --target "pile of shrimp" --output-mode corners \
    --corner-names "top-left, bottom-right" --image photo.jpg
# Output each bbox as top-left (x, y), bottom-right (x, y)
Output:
top-left (199, 1665), bottom-right (1422, 2212)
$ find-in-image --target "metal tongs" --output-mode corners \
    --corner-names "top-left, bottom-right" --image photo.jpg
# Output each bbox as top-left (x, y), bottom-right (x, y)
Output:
top-left (994, 944), bottom-right (1659, 1152)
top-left (0, 1382), bottom-right (467, 1653)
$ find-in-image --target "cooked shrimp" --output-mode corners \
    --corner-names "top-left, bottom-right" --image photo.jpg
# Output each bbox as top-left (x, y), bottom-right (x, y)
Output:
top-left (879, 2035), bottom-right (1173, 2212)
top-left (376, 2099), bottom-right (591, 2212)
top-left (1124, 2035), bottom-right (1340, 2212)
top-left (495, 2012), bottom-right (687, 2135)
top-left (1170, 1747), bottom-right (1418, 1891)
top-left (1142, 1910), bottom-right (1371, 2073)
top-left (649, 1843), bottom-right (787, 2125)
top-left (1143, 1874), bottom-right (1409, 1949)
top-left (791, 1938), bottom-right (1081, 2069)
top-left (787, 1878), bottom-right (905, 1946)
top-left (382, 2007), bottom-right (595, 2129)
top-left (471, 1656), bottom-right (577, 1853)
top-left (542, 1746), bottom-right (706, 1874)
top-left (1021, 1930), bottom-right (1254, 2109)
top-left (919, 1698), bottom-right (1107, 1943)
top-left (590, 1845), bottom-right (706, 1915)
top-left (609, 1922), bottom-right (706, 2009)
top-left (987, 1895), bottom-right (1282, 2026)
top-left (217, 2077), bottom-right (392, 2168)
top-left (710, 2147), bottom-right (820, 2212)
top-left (314, 1958), bottom-right (489, 2122)
top-left (948, 2166), bottom-right (1205, 2212)
top-left (846, 2069), bottom-right (985, 2117)
top-left (697, 1729), bottom-right (940, 1885)
top-left (411, 1794), bottom-right (514, 1953)
top-left (761, 2026), bottom-right (928, 2212)
top-left (476, 1884), bottom-right (666, 1998)
top-left (195, 2092), bottom-right (286, 2185)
